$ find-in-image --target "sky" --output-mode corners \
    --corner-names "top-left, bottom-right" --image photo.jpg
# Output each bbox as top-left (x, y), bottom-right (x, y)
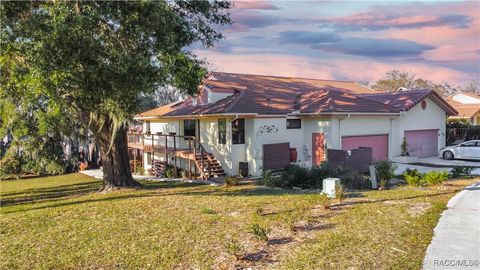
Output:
top-left (193, 0), bottom-right (480, 85)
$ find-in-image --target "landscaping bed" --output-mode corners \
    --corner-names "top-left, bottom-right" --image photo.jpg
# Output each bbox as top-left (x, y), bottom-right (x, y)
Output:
top-left (1, 173), bottom-right (477, 269)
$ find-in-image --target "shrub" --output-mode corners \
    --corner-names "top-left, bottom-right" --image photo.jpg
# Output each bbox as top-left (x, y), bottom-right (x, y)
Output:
top-left (224, 177), bottom-right (239, 187)
top-left (318, 193), bottom-right (331, 210)
top-left (225, 238), bottom-right (244, 260)
top-left (45, 160), bottom-right (65, 175)
top-left (258, 169), bottom-right (272, 185)
top-left (281, 164), bottom-right (311, 189)
top-left (403, 168), bottom-right (425, 186)
top-left (247, 223), bottom-right (270, 242)
top-left (375, 160), bottom-right (397, 189)
top-left (424, 171), bottom-right (449, 186)
top-left (450, 166), bottom-right (475, 178)
top-left (0, 155), bottom-right (22, 179)
top-left (310, 163), bottom-right (334, 187)
top-left (335, 184), bottom-right (346, 202)
top-left (340, 169), bottom-right (371, 189)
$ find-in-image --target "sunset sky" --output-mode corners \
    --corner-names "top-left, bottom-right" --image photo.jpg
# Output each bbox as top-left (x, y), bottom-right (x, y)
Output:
top-left (193, 0), bottom-right (480, 85)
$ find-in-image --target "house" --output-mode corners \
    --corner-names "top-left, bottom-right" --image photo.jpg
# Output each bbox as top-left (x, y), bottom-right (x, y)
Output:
top-left (129, 72), bottom-right (457, 178)
top-left (446, 92), bottom-right (480, 125)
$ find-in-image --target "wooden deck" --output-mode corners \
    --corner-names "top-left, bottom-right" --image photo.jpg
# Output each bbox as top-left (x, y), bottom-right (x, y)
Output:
top-left (127, 133), bottom-right (226, 180)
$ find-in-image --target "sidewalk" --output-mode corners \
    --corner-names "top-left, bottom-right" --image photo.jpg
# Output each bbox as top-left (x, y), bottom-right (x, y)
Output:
top-left (423, 182), bottom-right (480, 270)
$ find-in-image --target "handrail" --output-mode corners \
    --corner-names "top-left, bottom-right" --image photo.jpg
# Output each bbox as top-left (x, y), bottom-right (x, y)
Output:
top-left (127, 132), bottom-right (212, 180)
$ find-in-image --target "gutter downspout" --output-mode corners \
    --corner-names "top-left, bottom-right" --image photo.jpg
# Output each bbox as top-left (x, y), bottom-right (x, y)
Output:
top-left (338, 114), bottom-right (351, 149)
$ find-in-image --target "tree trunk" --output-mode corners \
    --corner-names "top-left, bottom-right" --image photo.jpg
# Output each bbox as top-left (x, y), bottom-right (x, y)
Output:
top-left (95, 122), bottom-right (141, 191)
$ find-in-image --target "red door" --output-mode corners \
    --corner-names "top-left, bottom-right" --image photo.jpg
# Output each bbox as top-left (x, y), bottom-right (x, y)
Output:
top-left (342, 134), bottom-right (389, 161)
top-left (404, 129), bottom-right (438, 157)
top-left (312, 133), bottom-right (325, 166)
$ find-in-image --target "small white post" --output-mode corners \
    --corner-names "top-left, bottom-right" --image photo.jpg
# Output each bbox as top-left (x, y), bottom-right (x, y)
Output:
top-left (369, 165), bottom-right (378, 189)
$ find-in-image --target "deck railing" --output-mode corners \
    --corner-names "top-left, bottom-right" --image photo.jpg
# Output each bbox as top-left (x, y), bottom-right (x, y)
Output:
top-left (127, 132), bottom-right (213, 180)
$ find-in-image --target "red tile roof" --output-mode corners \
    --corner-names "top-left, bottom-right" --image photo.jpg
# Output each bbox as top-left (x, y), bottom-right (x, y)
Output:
top-left (136, 72), bottom-right (457, 118)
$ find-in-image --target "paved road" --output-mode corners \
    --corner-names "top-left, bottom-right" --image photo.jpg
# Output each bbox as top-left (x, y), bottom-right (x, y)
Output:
top-left (423, 182), bottom-right (480, 270)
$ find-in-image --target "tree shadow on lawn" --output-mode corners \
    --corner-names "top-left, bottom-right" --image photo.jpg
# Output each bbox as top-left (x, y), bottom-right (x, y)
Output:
top-left (2, 182), bottom-right (314, 214)
top-left (2, 180), bottom-right (461, 214)
top-left (0, 182), bottom-right (102, 207)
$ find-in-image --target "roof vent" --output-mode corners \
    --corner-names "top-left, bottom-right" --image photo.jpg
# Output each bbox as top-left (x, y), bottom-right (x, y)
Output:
top-left (397, 87), bottom-right (409, 92)
top-left (265, 97), bottom-right (271, 106)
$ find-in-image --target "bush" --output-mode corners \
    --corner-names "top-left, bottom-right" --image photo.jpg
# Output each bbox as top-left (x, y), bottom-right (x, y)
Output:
top-left (375, 160), bottom-right (397, 189)
top-left (340, 169), bottom-right (371, 189)
top-left (45, 160), bottom-right (65, 175)
top-left (0, 155), bottom-right (22, 179)
top-left (450, 166), bottom-right (475, 178)
top-left (424, 171), bottom-right (449, 186)
top-left (224, 177), bottom-right (239, 187)
top-left (403, 168), bottom-right (425, 186)
top-left (310, 163), bottom-right (335, 187)
top-left (247, 223), bottom-right (270, 242)
top-left (258, 169), bottom-right (272, 185)
top-left (318, 193), bottom-right (331, 210)
top-left (281, 164), bottom-right (311, 189)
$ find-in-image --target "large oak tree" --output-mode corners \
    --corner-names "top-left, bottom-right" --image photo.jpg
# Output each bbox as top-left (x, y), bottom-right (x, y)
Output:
top-left (0, 1), bottom-right (231, 190)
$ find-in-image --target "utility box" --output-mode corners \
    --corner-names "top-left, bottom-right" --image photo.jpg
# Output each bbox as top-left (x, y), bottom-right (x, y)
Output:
top-left (322, 178), bottom-right (341, 198)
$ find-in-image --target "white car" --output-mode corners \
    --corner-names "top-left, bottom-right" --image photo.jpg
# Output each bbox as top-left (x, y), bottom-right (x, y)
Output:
top-left (439, 140), bottom-right (480, 160)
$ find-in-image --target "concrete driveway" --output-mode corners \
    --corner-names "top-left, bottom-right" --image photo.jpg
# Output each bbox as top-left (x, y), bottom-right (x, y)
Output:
top-left (394, 156), bottom-right (480, 175)
top-left (423, 182), bottom-right (480, 269)
top-left (415, 156), bottom-right (480, 167)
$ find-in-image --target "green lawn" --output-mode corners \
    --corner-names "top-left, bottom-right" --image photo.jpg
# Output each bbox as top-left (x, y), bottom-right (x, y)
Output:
top-left (1, 173), bottom-right (476, 269)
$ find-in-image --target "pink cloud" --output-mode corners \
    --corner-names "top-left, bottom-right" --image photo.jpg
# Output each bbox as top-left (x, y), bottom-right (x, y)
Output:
top-left (234, 0), bottom-right (279, 10)
top-left (196, 51), bottom-right (471, 84)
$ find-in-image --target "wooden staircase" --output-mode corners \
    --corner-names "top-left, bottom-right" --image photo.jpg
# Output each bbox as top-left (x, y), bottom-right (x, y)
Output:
top-left (194, 151), bottom-right (226, 180)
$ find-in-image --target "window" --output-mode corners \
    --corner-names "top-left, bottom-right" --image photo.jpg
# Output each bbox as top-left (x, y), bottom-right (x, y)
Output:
top-left (460, 141), bottom-right (478, 147)
top-left (184, 119), bottom-right (196, 137)
top-left (232, 118), bottom-right (245, 144)
top-left (146, 121), bottom-right (151, 134)
top-left (286, 119), bottom-right (301, 129)
top-left (218, 119), bottom-right (226, 144)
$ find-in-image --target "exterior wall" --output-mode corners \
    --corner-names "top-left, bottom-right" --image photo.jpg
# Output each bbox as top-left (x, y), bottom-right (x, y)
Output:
top-left (199, 117), bottom-right (232, 175)
top-left (302, 117), bottom-right (332, 168)
top-left (142, 120), bottom-right (179, 172)
top-left (332, 115), bottom-right (396, 160)
top-left (208, 90), bottom-right (233, 104)
top-left (395, 97), bottom-right (447, 157)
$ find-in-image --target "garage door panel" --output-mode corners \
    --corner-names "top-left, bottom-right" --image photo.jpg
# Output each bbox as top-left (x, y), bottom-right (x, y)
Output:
top-left (342, 134), bottom-right (388, 161)
top-left (404, 129), bottom-right (438, 158)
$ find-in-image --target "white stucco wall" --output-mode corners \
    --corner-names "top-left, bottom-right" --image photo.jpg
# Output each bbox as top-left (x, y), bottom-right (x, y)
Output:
top-left (331, 115), bottom-right (395, 157)
top-left (395, 97), bottom-right (447, 156)
top-left (199, 117), bottom-right (232, 175)
top-left (302, 117), bottom-right (332, 168)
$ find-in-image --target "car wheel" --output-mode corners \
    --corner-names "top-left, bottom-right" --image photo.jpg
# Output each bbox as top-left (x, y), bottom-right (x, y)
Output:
top-left (443, 151), bottom-right (454, 160)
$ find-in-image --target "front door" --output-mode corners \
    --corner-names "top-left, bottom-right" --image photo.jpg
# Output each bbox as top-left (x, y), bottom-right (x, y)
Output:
top-left (312, 133), bottom-right (325, 166)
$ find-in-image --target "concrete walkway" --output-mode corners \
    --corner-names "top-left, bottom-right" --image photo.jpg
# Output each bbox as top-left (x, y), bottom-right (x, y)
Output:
top-left (423, 182), bottom-right (480, 270)
top-left (79, 169), bottom-right (221, 186)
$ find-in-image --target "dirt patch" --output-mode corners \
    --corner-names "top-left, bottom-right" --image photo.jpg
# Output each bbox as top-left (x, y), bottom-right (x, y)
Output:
top-left (407, 202), bottom-right (431, 217)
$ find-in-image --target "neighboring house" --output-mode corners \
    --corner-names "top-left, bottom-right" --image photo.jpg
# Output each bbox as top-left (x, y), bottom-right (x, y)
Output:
top-left (446, 92), bottom-right (480, 125)
top-left (130, 72), bottom-right (457, 178)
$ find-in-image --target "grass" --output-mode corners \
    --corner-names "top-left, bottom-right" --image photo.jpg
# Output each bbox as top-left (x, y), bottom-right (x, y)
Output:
top-left (1, 173), bottom-right (477, 269)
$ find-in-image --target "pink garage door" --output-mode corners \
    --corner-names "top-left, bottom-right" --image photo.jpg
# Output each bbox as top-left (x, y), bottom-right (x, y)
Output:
top-left (342, 134), bottom-right (389, 161)
top-left (404, 129), bottom-right (438, 158)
